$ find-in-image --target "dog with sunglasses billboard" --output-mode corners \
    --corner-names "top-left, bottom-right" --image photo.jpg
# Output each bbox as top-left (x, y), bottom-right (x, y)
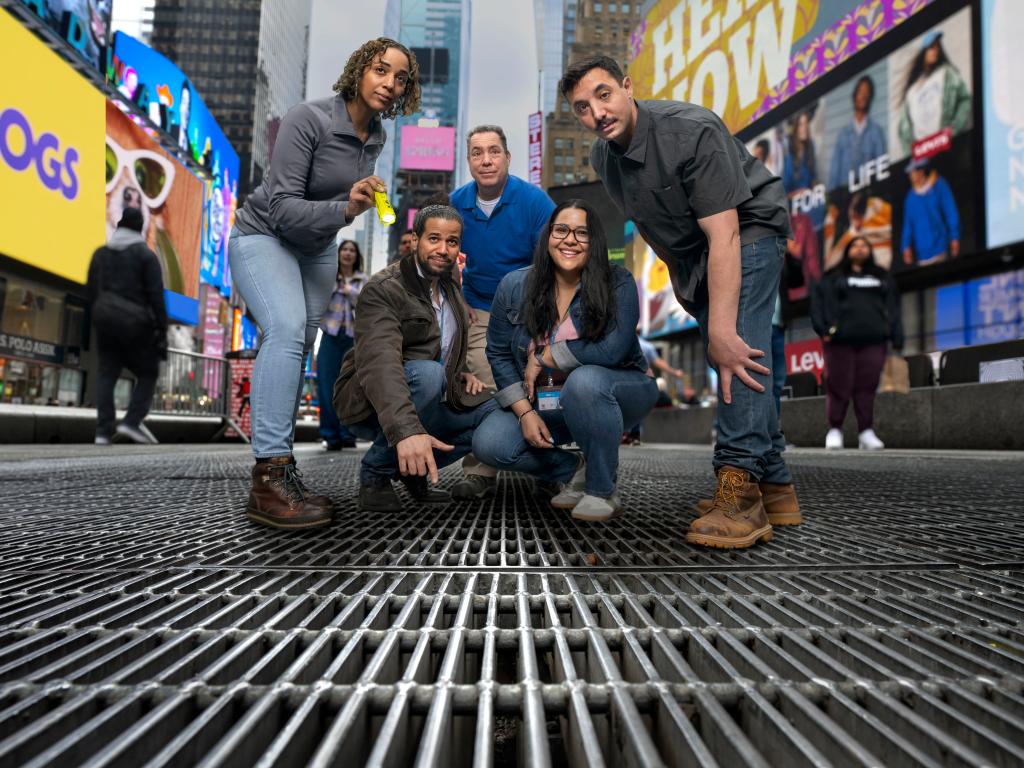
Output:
top-left (103, 101), bottom-right (203, 297)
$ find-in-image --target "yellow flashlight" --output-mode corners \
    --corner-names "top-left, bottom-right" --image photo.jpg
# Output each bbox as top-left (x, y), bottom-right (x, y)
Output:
top-left (374, 190), bottom-right (396, 226)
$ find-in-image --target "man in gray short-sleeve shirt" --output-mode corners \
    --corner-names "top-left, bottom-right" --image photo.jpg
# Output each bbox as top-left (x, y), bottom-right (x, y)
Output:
top-left (560, 55), bottom-right (801, 550)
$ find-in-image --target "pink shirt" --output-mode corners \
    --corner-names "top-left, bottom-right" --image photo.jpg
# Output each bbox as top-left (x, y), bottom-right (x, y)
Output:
top-left (529, 317), bottom-right (579, 384)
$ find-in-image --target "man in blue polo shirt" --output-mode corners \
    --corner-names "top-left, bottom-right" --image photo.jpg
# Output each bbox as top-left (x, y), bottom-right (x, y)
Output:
top-left (449, 124), bottom-right (555, 499)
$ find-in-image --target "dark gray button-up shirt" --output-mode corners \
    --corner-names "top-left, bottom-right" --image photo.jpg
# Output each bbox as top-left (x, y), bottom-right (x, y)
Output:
top-left (235, 96), bottom-right (385, 254)
top-left (591, 99), bottom-right (790, 303)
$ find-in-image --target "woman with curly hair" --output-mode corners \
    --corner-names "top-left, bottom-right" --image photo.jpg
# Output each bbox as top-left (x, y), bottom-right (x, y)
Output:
top-left (230, 38), bottom-right (420, 529)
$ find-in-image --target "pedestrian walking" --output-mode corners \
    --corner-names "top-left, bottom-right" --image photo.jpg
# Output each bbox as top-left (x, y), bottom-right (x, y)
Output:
top-left (448, 124), bottom-right (556, 500)
top-left (316, 239), bottom-right (368, 450)
top-left (86, 207), bottom-right (167, 445)
top-left (811, 236), bottom-right (903, 450)
top-left (561, 55), bottom-right (801, 546)
top-left (473, 200), bottom-right (657, 522)
top-left (229, 37), bottom-right (420, 529)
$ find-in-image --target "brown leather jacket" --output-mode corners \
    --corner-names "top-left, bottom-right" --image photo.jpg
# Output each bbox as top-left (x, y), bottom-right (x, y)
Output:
top-left (333, 256), bottom-right (490, 445)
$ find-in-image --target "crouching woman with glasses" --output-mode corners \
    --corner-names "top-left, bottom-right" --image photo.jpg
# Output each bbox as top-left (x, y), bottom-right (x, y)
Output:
top-left (472, 200), bottom-right (658, 522)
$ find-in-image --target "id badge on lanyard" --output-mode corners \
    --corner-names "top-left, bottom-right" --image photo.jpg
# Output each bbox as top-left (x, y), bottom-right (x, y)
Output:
top-left (537, 372), bottom-right (561, 411)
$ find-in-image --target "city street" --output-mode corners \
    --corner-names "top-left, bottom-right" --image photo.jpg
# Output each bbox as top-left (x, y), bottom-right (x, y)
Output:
top-left (2, 0), bottom-right (1023, 764)
top-left (0, 444), bottom-right (1021, 765)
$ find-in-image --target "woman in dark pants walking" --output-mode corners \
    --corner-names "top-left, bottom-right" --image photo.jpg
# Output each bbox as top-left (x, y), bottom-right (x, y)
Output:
top-left (811, 236), bottom-right (903, 450)
top-left (316, 239), bottom-right (367, 449)
top-left (228, 38), bottom-right (420, 529)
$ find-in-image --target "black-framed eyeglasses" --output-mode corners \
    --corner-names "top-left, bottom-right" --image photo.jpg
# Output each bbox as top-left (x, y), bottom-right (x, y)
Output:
top-left (550, 223), bottom-right (590, 244)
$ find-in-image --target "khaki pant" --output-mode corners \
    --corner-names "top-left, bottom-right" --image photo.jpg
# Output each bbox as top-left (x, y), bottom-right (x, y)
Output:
top-left (463, 307), bottom-right (498, 478)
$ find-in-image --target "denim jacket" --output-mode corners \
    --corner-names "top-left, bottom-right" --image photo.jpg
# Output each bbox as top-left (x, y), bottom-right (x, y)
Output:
top-left (486, 264), bottom-right (649, 408)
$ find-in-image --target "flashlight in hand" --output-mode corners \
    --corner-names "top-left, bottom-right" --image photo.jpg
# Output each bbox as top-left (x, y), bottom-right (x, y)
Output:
top-left (374, 191), bottom-right (396, 225)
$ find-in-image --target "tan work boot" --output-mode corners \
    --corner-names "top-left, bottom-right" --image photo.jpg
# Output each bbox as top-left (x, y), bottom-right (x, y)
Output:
top-left (686, 467), bottom-right (774, 549)
top-left (246, 456), bottom-right (333, 529)
top-left (692, 481), bottom-right (802, 525)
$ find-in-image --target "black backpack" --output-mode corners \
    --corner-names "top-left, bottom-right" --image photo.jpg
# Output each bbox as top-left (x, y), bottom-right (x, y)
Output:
top-left (91, 248), bottom-right (154, 339)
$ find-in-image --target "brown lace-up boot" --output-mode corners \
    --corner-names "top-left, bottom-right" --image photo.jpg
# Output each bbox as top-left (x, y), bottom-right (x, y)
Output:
top-left (686, 467), bottom-right (774, 549)
top-left (288, 456), bottom-right (335, 510)
top-left (246, 456), bottom-right (333, 529)
top-left (692, 481), bottom-right (801, 525)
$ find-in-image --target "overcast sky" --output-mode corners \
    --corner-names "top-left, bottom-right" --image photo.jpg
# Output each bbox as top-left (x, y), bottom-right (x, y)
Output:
top-left (306, 0), bottom-right (538, 180)
top-left (111, 0), bottom-right (539, 178)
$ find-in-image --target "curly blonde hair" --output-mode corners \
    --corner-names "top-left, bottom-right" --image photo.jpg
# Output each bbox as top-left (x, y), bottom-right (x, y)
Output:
top-left (332, 38), bottom-right (421, 120)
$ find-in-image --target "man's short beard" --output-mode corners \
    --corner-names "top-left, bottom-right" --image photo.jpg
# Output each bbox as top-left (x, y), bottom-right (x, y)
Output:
top-left (417, 253), bottom-right (452, 279)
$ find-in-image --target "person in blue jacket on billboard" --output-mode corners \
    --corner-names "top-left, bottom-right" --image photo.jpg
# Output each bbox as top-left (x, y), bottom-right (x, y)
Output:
top-left (901, 157), bottom-right (960, 267)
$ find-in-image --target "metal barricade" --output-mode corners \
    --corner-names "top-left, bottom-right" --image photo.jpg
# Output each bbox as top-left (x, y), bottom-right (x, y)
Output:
top-left (152, 348), bottom-right (249, 442)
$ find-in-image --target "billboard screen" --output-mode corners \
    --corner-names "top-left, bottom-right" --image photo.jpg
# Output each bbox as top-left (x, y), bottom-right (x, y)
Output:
top-left (106, 100), bottom-right (203, 303)
top-left (627, 223), bottom-right (698, 338)
top-left (16, 0), bottom-right (111, 71)
top-left (0, 10), bottom-right (105, 283)
top-left (628, 0), bottom-right (935, 134)
top-left (399, 125), bottom-right (456, 171)
top-left (934, 269), bottom-right (1024, 350)
top-left (109, 32), bottom-right (239, 294)
top-left (982, 0), bottom-right (1024, 250)
top-left (745, 6), bottom-right (977, 301)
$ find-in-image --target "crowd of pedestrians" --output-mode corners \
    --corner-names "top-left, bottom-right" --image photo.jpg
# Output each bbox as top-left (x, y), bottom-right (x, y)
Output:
top-left (87, 39), bottom-right (919, 550)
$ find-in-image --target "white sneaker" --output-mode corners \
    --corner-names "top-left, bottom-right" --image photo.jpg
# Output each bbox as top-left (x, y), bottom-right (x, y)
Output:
top-left (858, 429), bottom-right (885, 450)
top-left (116, 423), bottom-right (155, 445)
top-left (137, 423), bottom-right (159, 444)
top-left (825, 428), bottom-right (843, 450)
top-left (571, 492), bottom-right (623, 522)
top-left (551, 455), bottom-right (586, 510)
top-left (94, 436), bottom-right (111, 445)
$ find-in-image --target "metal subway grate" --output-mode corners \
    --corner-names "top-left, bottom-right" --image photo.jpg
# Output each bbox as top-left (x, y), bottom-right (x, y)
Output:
top-left (0, 445), bottom-right (1022, 766)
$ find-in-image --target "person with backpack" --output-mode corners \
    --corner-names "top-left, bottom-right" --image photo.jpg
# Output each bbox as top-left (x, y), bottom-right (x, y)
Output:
top-left (86, 207), bottom-right (168, 445)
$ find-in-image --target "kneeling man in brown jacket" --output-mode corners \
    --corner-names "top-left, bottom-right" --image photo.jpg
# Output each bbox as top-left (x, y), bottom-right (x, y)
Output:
top-left (334, 204), bottom-right (497, 510)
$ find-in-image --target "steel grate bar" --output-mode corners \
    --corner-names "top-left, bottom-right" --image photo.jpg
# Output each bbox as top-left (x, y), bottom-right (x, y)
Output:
top-left (0, 445), bottom-right (1022, 765)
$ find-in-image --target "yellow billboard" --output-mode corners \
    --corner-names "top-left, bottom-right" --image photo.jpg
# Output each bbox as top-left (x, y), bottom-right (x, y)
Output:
top-left (629, 0), bottom-right (820, 131)
top-left (628, 1), bottom-right (936, 135)
top-left (0, 10), bottom-right (105, 284)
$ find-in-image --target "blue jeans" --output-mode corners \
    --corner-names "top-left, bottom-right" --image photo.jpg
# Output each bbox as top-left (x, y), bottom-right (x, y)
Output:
top-left (228, 229), bottom-right (337, 458)
top-left (772, 324), bottom-right (786, 420)
top-left (316, 331), bottom-right (356, 444)
top-left (350, 360), bottom-right (498, 484)
top-left (473, 365), bottom-right (658, 497)
top-left (693, 236), bottom-right (791, 484)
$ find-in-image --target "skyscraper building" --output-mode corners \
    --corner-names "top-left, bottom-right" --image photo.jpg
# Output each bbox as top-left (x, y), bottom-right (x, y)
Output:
top-left (110, 2), bottom-right (155, 44)
top-left (150, 0), bottom-right (312, 196)
top-left (364, 0), bottom-right (471, 270)
top-left (251, 0), bottom-right (311, 190)
top-left (535, 0), bottom-right (642, 188)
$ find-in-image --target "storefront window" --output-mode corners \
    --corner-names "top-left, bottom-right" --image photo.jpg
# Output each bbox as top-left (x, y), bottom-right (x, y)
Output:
top-left (1, 279), bottom-right (63, 344)
top-left (57, 368), bottom-right (83, 406)
top-left (0, 276), bottom-right (86, 405)
top-left (63, 300), bottom-right (87, 349)
top-left (0, 358), bottom-right (58, 405)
